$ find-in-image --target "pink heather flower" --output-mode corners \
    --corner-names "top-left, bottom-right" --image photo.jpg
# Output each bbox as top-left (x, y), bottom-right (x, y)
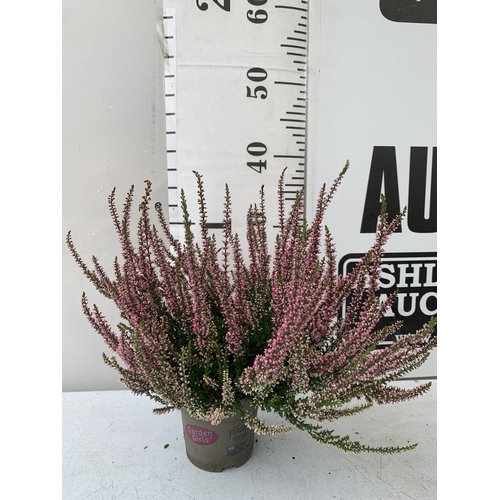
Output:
top-left (67, 166), bottom-right (436, 454)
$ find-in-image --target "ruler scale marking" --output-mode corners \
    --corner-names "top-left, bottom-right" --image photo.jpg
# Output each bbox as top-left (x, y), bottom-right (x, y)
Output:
top-left (163, 1), bottom-right (310, 241)
top-left (281, 43), bottom-right (306, 49)
top-left (275, 5), bottom-right (308, 12)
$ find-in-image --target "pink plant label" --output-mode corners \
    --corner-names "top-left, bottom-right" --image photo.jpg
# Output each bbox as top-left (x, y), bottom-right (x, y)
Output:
top-left (185, 425), bottom-right (219, 445)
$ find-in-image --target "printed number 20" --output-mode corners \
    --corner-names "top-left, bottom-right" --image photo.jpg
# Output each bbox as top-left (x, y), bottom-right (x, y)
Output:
top-left (196, 0), bottom-right (230, 12)
top-left (196, 0), bottom-right (268, 24)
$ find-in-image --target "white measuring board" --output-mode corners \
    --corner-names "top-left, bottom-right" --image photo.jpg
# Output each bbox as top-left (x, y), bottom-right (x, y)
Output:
top-left (162, 0), bottom-right (310, 243)
top-left (162, 0), bottom-right (437, 377)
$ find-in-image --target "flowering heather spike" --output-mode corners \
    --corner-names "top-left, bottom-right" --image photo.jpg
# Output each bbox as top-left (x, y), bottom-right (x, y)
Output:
top-left (193, 171), bottom-right (210, 252)
top-left (277, 168), bottom-right (287, 232)
top-left (241, 410), bottom-right (292, 435)
top-left (108, 187), bottom-right (121, 235)
top-left (154, 202), bottom-right (185, 264)
top-left (67, 167), bottom-right (436, 454)
top-left (179, 188), bottom-right (194, 242)
top-left (66, 232), bottom-right (103, 294)
top-left (221, 183), bottom-right (232, 275)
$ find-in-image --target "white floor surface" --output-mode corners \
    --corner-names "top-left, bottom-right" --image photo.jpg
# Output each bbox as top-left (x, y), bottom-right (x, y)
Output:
top-left (62, 380), bottom-right (436, 500)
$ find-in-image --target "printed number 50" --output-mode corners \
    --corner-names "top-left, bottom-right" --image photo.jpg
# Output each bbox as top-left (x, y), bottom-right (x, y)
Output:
top-left (246, 67), bottom-right (267, 99)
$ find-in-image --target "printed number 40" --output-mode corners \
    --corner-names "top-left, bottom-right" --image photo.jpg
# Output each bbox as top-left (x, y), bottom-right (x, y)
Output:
top-left (247, 142), bottom-right (267, 173)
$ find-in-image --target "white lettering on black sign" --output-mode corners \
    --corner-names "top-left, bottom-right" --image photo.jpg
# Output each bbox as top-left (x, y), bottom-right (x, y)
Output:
top-left (338, 252), bottom-right (437, 347)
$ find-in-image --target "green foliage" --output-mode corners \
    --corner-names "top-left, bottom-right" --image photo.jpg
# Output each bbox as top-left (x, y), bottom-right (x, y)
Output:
top-left (67, 166), bottom-right (436, 454)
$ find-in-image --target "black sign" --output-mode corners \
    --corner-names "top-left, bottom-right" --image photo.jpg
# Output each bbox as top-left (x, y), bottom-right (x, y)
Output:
top-left (361, 146), bottom-right (437, 234)
top-left (338, 252), bottom-right (437, 347)
top-left (380, 0), bottom-right (437, 24)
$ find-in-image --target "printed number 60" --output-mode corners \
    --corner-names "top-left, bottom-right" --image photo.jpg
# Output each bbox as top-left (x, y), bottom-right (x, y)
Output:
top-left (247, 0), bottom-right (268, 24)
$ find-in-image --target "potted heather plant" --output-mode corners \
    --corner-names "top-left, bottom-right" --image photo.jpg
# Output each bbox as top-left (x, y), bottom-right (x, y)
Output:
top-left (66, 164), bottom-right (436, 472)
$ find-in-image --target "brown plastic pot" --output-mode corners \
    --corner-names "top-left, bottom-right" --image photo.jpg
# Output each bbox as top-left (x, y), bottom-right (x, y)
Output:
top-left (180, 400), bottom-right (258, 472)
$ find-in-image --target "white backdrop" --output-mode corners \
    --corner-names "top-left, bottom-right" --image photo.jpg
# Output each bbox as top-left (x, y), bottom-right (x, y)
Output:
top-left (307, 1), bottom-right (437, 376)
top-left (62, 0), bottom-right (167, 391)
top-left (62, 0), bottom-right (436, 391)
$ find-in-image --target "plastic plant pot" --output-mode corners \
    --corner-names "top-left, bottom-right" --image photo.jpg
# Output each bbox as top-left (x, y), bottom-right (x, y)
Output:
top-left (180, 400), bottom-right (258, 472)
